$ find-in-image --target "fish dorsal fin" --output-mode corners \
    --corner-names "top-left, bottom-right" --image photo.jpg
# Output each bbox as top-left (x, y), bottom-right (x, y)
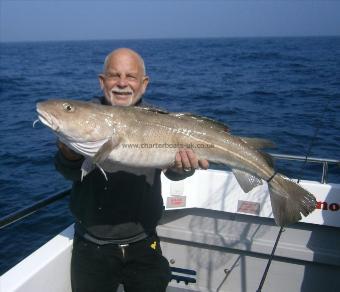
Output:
top-left (258, 151), bottom-right (275, 168)
top-left (240, 137), bottom-right (276, 149)
top-left (171, 112), bottom-right (230, 132)
top-left (138, 107), bottom-right (169, 114)
top-left (232, 168), bottom-right (263, 193)
top-left (93, 136), bottom-right (120, 164)
top-left (138, 108), bottom-right (230, 132)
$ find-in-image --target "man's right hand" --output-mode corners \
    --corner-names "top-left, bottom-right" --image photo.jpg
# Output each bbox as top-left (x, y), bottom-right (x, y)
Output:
top-left (57, 141), bottom-right (83, 161)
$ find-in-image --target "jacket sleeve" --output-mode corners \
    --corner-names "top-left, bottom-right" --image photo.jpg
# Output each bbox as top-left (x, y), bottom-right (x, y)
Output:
top-left (163, 168), bottom-right (195, 181)
top-left (54, 150), bottom-right (84, 181)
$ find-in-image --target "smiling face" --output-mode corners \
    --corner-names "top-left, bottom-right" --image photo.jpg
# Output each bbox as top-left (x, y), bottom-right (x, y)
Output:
top-left (99, 48), bottom-right (149, 106)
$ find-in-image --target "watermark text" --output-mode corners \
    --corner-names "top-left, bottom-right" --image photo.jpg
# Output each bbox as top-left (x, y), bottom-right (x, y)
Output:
top-left (121, 142), bottom-right (215, 149)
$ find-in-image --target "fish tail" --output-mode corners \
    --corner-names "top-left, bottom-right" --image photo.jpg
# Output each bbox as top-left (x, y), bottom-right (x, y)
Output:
top-left (268, 173), bottom-right (317, 226)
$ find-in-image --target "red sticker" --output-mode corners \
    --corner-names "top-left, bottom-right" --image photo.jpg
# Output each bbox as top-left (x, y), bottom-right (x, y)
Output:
top-left (166, 196), bottom-right (187, 208)
top-left (237, 200), bottom-right (260, 215)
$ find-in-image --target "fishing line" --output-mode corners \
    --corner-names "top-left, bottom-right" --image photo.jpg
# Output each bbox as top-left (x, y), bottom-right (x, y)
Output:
top-left (256, 96), bottom-right (330, 292)
top-left (266, 171), bottom-right (277, 183)
top-left (297, 97), bottom-right (331, 183)
top-left (256, 226), bottom-right (284, 292)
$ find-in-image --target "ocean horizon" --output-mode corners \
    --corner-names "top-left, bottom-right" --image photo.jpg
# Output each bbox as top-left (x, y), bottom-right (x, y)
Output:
top-left (1, 34), bottom-right (339, 44)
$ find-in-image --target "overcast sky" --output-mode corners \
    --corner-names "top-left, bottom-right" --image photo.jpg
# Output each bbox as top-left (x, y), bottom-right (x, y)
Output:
top-left (1, 0), bottom-right (340, 42)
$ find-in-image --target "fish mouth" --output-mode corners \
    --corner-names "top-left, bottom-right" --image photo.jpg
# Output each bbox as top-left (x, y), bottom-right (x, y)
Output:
top-left (36, 108), bottom-right (60, 132)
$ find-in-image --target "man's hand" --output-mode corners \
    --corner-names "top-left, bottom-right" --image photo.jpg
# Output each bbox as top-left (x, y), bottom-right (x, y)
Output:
top-left (174, 148), bottom-right (209, 172)
top-left (57, 141), bottom-right (83, 161)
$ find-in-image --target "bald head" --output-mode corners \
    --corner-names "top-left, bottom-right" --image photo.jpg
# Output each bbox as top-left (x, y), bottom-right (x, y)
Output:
top-left (99, 48), bottom-right (149, 106)
top-left (103, 48), bottom-right (146, 76)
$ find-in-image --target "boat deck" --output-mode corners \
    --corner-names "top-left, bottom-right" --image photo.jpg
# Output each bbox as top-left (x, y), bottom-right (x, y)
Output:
top-left (1, 208), bottom-right (340, 292)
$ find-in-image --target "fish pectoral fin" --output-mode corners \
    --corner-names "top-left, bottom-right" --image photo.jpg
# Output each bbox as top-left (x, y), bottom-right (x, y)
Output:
top-left (232, 168), bottom-right (263, 193)
top-left (81, 158), bottom-right (96, 181)
top-left (96, 164), bottom-right (108, 181)
top-left (240, 137), bottom-right (276, 149)
top-left (93, 136), bottom-right (120, 164)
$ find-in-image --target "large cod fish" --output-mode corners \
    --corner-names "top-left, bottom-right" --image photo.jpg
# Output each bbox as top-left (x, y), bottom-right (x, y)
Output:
top-left (36, 99), bottom-right (316, 226)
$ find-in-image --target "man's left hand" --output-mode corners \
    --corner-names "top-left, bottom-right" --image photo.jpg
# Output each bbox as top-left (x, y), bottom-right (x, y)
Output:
top-left (174, 148), bottom-right (209, 172)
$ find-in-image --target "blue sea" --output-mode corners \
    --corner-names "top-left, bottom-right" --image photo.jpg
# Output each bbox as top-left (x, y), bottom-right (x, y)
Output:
top-left (0, 37), bottom-right (339, 275)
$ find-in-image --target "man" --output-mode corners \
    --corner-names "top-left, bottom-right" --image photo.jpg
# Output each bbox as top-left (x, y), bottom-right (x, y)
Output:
top-left (55, 48), bottom-right (209, 292)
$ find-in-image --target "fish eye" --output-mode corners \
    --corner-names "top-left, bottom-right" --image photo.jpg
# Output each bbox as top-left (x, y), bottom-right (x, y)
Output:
top-left (62, 103), bottom-right (75, 112)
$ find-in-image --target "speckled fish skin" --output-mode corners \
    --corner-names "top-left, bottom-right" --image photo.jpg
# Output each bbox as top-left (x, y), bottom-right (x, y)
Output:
top-left (36, 99), bottom-right (317, 226)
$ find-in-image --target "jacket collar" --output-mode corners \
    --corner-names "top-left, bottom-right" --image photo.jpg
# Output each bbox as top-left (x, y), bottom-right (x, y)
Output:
top-left (99, 96), bottom-right (143, 107)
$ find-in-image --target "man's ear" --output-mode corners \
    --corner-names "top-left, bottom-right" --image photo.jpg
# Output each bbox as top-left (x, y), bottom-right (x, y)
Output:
top-left (98, 74), bottom-right (105, 90)
top-left (141, 76), bottom-right (149, 94)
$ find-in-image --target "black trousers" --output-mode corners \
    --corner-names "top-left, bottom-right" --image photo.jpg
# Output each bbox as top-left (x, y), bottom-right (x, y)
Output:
top-left (71, 234), bottom-right (171, 292)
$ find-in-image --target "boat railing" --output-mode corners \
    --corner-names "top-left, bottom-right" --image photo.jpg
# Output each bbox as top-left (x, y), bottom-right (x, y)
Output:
top-left (0, 189), bottom-right (71, 230)
top-left (269, 153), bottom-right (339, 184)
top-left (0, 154), bottom-right (339, 230)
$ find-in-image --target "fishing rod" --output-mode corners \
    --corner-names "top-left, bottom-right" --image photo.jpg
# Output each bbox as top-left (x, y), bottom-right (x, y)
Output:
top-left (297, 98), bottom-right (331, 184)
top-left (255, 97), bottom-right (331, 292)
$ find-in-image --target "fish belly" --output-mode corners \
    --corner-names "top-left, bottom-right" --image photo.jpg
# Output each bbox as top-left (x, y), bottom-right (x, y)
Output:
top-left (107, 146), bottom-right (176, 169)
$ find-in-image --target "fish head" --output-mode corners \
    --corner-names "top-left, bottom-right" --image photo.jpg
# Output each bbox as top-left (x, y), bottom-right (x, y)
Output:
top-left (36, 99), bottom-right (115, 143)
